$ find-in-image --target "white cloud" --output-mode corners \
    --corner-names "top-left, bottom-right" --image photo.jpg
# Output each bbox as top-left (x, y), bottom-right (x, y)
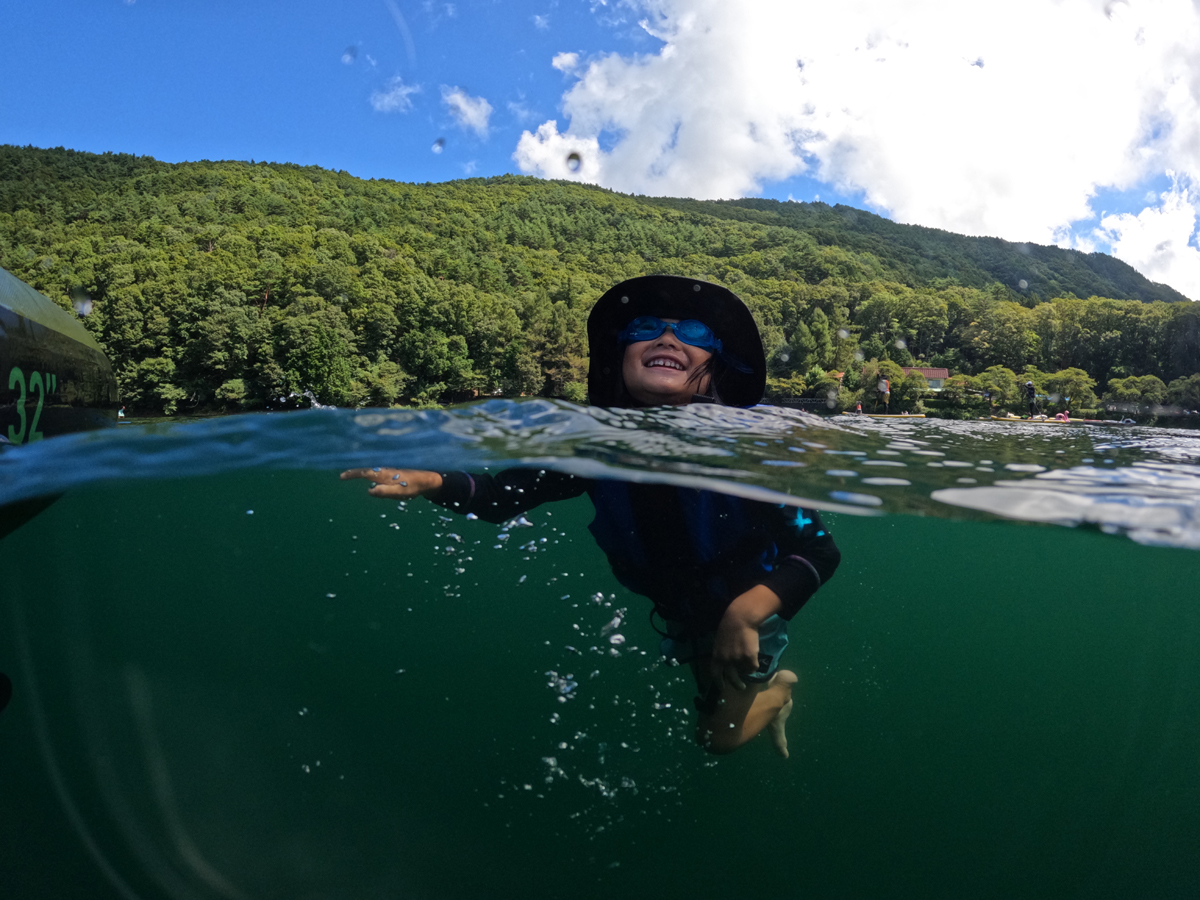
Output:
top-left (515, 0), bottom-right (1200, 297)
top-left (551, 51), bottom-right (580, 73)
top-left (533, 14), bottom-right (550, 30)
top-left (515, 121), bottom-right (603, 180)
top-left (442, 86), bottom-right (493, 137)
top-left (507, 100), bottom-right (538, 123)
top-left (1098, 176), bottom-right (1200, 299)
top-left (370, 76), bottom-right (420, 113)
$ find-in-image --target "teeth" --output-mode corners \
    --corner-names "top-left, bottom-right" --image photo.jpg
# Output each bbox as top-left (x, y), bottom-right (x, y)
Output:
top-left (647, 359), bottom-right (684, 370)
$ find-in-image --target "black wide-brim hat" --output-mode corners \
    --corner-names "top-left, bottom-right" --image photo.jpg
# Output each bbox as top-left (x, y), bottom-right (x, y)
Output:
top-left (587, 275), bottom-right (766, 408)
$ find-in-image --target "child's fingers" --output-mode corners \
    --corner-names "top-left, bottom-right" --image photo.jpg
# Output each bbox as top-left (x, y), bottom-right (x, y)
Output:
top-left (340, 467), bottom-right (382, 481)
top-left (340, 467), bottom-right (403, 483)
top-left (366, 483), bottom-right (409, 497)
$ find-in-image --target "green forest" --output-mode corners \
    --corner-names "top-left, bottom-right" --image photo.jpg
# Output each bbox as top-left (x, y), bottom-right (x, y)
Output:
top-left (2, 145), bottom-right (1198, 418)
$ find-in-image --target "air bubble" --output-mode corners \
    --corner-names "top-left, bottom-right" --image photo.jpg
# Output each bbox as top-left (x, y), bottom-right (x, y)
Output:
top-left (566, 151), bottom-right (582, 172)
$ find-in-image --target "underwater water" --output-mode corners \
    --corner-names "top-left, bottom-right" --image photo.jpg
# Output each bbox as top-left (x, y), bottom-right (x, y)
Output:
top-left (2, 401), bottom-right (1200, 900)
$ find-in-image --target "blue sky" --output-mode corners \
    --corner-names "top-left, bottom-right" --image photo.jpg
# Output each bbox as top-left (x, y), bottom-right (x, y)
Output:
top-left (3, 0), bottom-right (1199, 298)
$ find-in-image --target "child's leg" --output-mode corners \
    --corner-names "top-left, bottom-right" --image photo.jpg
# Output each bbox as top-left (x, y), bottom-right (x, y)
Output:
top-left (694, 668), bottom-right (798, 756)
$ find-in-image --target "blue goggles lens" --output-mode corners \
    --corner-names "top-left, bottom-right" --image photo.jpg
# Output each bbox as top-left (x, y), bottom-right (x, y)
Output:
top-left (618, 316), bottom-right (722, 352)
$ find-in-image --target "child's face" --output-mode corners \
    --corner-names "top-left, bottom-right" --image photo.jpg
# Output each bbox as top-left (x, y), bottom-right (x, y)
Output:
top-left (621, 318), bottom-right (714, 406)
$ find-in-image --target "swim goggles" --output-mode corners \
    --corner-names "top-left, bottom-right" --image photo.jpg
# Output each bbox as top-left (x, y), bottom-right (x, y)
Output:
top-left (618, 316), bottom-right (721, 350)
top-left (618, 316), bottom-right (752, 373)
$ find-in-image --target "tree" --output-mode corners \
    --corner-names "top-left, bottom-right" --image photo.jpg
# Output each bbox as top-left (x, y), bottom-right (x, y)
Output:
top-left (896, 371), bottom-right (929, 411)
top-left (1166, 373), bottom-right (1200, 410)
top-left (809, 307), bottom-right (834, 368)
top-left (764, 374), bottom-right (807, 400)
top-left (0, 144), bottom-right (1190, 416)
top-left (940, 373), bottom-right (979, 405)
top-left (976, 365), bottom-right (1020, 412)
top-left (1045, 368), bottom-right (1097, 412)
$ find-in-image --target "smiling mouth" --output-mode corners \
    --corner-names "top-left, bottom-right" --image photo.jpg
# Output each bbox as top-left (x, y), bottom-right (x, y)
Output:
top-left (645, 357), bottom-right (686, 371)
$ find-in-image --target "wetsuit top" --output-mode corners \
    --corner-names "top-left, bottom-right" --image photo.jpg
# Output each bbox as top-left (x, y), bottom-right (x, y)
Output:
top-left (429, 468), bottom-right (841, 633)
top-left (1026, 383), bottom-right (1036, 399)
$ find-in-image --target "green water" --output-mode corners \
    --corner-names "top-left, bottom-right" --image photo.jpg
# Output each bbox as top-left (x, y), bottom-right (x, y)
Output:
top-left (4, 465), bottom-right (1200, 899)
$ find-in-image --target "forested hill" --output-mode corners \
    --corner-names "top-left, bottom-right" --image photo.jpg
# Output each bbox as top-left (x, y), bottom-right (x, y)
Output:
top-left (1, 144), bottom-right (1197, 415)
top-left (646, 197), bottom-right (1190, 305)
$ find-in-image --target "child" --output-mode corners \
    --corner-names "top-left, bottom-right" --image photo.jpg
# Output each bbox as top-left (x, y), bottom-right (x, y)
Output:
top-left (342, 276), bottom-right (840, 757)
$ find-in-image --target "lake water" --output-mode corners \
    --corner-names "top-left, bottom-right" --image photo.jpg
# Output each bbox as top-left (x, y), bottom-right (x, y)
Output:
top-left (2, 401), bottom-right (1199, 899)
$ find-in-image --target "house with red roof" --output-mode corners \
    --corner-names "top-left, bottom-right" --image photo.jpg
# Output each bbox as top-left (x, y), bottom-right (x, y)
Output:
top-left (901, 367), bottom-right (949, 389)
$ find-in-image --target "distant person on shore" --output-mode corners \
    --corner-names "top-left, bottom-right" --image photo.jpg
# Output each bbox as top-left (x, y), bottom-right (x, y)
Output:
top-left (877, 377), bottom-right (890, 413)
top-left (1026, 381), bottom-right (1038, 417)
top-left (343, 276), bottom-right (841, 759)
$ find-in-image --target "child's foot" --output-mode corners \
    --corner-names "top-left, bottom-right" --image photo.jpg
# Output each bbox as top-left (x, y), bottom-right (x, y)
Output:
top-left (766, 670), bottom-right (798, 758)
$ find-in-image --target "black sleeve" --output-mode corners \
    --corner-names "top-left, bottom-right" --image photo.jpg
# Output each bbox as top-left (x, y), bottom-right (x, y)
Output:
top-left (757, 507), bottom-right (841, 620)
top-left (427, 467), bottom-right (590, 523)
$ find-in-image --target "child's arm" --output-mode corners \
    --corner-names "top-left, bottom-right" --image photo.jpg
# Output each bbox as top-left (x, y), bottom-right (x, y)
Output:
top-left (711, 507), bottom-right (842, 688)
top-left (711, 584), bottom-right (784, 689)
top-left (340, 466), bottom-right (588, 522)
top-left (758, 508), bottom-right (842, 619)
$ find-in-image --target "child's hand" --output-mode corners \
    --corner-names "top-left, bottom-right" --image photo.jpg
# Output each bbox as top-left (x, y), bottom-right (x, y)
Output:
top-left (711, 609), bottom-right (761, 691)
top-left (711, 584), bottom-right (783, 691)
top-left (340, 468), bottom-right (443, 498)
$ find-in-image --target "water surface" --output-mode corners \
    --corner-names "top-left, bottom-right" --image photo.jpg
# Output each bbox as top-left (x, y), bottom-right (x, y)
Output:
top-left (2, 402), bottom-right (1199, 899)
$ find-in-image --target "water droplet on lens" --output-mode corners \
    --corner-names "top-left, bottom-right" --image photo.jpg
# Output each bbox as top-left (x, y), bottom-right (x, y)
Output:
top-left (566, 151), bottom-right (582, 171)
top-left (432, 137), bottom-right (446, 154)
top-left (837, 329), bottom-right (850, 339)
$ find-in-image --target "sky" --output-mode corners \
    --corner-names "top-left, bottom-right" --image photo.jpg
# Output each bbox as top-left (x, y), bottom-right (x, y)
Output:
top-left (3, 0), bottom-right (1200, 300)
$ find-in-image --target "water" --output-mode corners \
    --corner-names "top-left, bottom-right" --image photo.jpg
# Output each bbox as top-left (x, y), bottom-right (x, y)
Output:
top-left (2, 401), bottom-right (1200, 899)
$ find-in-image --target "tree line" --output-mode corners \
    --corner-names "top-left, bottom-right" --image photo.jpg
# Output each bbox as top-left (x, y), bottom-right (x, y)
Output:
top-left (1, 145), bottom-right (1196, 417)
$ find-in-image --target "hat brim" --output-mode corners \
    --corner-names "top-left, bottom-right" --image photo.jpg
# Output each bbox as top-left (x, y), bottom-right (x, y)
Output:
top-left (586, 275), bottom-right (766, 408)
